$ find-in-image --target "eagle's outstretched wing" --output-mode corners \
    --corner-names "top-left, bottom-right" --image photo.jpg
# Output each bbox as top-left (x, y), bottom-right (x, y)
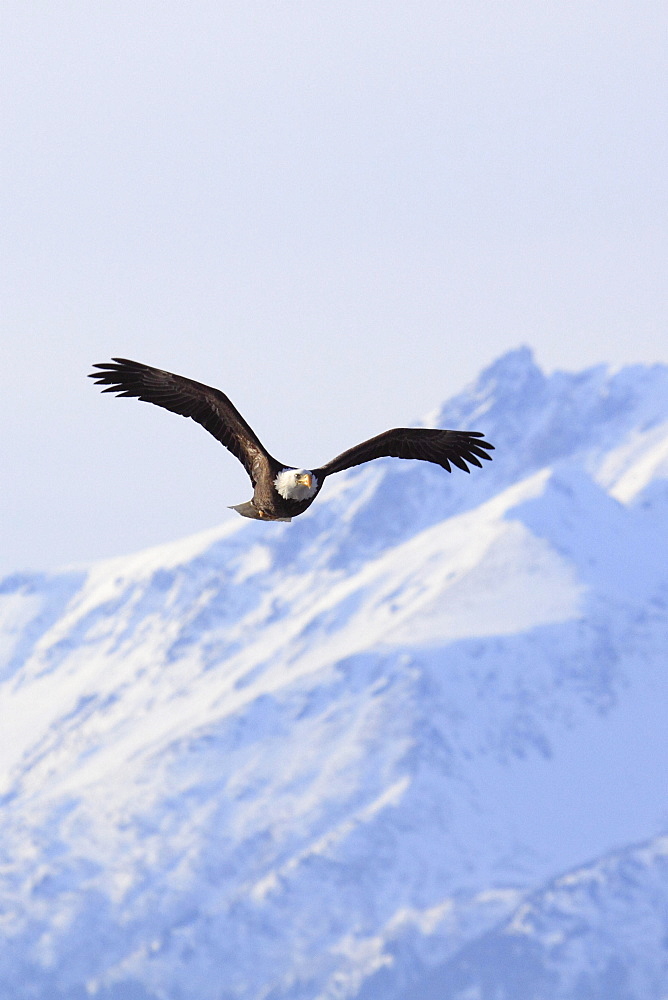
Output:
top-left (89, 358), bottom-right (272, 483)
top-left (316, 427), bottom-right (494, 477)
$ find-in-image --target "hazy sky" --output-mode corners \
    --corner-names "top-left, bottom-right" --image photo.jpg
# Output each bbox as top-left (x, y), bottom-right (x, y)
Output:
top-left (2, 1), bottom-right (667, 574)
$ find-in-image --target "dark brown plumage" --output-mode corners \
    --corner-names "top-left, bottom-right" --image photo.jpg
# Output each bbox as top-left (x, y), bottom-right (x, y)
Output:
top-left (89, 358), bottom-right (494, 522)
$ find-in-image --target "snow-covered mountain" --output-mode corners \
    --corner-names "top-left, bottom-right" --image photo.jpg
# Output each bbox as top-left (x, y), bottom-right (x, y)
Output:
top-left (1, 347), bottom-right (667, 1000)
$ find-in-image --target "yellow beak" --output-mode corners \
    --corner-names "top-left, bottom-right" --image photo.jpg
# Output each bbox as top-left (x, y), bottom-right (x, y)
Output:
top-left (296, 473), bottom-right (313, 488)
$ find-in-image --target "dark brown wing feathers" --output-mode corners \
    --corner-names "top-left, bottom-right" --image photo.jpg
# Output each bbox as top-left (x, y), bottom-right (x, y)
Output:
top-left (89, 358), bottom-right (271, 482)
top-left (90, 359), bottom-right (494, 488)
top-left (316, 427), bottom-right (494, 477)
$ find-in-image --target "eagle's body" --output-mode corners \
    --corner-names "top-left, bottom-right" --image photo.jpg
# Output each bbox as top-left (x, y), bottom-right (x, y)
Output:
top-left (229, 466), bottom-right (321, 522)
top-left (89, 359), bottom-right (494, 522)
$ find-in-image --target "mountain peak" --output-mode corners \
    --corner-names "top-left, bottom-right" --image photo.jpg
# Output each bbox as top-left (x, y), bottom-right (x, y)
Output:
top-left (478, 343), bottom-right (540, 385)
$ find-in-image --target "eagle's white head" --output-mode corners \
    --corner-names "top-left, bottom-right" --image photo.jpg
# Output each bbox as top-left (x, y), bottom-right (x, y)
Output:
top-left (274, 468), bottom-right (319, 501)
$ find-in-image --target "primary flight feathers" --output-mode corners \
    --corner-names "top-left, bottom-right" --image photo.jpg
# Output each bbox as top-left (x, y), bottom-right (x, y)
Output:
top-left (89, 358), bottom-right (494, 522)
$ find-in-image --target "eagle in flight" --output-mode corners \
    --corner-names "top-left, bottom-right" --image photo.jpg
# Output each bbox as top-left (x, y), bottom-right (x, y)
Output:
top-left (89, 359), bottom-right (494, 522)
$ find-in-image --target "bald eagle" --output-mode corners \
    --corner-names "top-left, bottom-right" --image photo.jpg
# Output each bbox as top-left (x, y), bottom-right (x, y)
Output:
top-left (89, 359), bottom-right (494, 522)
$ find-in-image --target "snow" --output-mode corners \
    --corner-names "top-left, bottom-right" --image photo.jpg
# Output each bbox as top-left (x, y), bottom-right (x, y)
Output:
top-left (1, 348), bottom-right (668, 999)
top-left (595, 418), bottom-right (668, 503)
top-left (0, 589), bottom-right (43, 669)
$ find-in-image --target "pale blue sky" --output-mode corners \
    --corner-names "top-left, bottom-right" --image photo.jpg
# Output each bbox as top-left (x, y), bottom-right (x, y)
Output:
top-left (2, 1), bottom-right (667, 573)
